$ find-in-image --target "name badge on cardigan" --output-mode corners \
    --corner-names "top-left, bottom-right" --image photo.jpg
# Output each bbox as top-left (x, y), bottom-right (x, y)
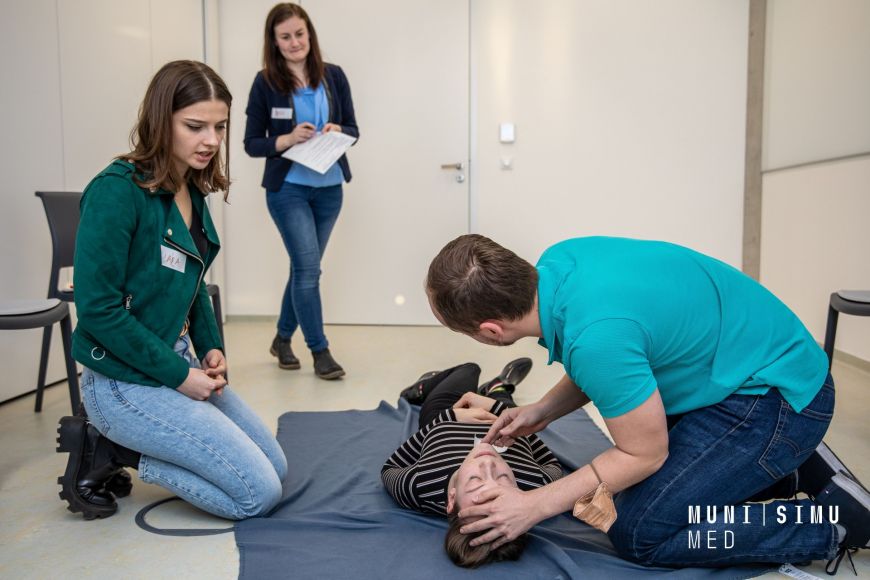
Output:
top-left (271, 107), bottom-right (293, 120)
top-left (161, 245), bottom-right (186, 273)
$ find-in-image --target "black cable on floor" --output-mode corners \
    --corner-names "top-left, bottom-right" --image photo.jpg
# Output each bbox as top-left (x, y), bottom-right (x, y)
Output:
top-left (134, 497), bottom-right (234, 536)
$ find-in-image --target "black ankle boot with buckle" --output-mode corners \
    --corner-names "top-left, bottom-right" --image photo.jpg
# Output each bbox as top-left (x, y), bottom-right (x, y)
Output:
top-left (271, 334), bottom-right (301, 370)
top-left (57, 416), bottom-right (141, 520)
top-left (313, 348), bottom-right (345, 380)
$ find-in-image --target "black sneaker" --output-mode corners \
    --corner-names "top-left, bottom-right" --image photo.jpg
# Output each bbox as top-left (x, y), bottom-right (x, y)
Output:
top-left (313, 348), bottom-right (345, 380)
top-left (797, 442), bottom-right (860, 500)
top-left (399, 371), bottom-right (441, 404)
top-left (270, 334), bottom-right (300, 370)
top-left (478, 357), bottom-right (533, 396)
top-left (817, 472), bottom-right (869, 575)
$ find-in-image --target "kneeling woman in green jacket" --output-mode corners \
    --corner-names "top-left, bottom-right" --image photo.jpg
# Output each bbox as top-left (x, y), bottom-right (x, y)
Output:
top-left (57, 60), bottom-right (287, 521)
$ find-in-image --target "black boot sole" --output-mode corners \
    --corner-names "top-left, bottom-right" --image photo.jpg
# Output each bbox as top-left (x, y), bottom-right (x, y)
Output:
top-left (316, 369), bottom-right (346, 380)
top-left (56, 417), bottom-right (118, 520)
top-left (270, 346), bottom-right (301, 370)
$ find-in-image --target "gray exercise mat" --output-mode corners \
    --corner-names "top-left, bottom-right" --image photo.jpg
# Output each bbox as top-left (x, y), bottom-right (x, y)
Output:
top-left (235, 400), bottom-right (768, 579)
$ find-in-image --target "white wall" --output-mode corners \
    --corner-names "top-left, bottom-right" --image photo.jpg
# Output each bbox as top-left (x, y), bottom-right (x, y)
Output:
top-left (219, 0), bottom-right (750, 324)
top-left (761, 157), bottom-right (870, 361)
top-left (0, 0), bottom-right (67, 402)
top-left (763, 0), bottom-right (870, 170)
top-left (0, 0), bottom-right (206, 402)
top-left (215, 0), bottom-right (288, 316)
top-left (760, 0), bottom-right (870, 362)
top-left (472, 0), bottom-right (749, 267)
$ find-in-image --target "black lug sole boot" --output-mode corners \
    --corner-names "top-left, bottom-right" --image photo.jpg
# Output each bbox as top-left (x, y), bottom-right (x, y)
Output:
top-left (56, 416), bottom-right (117, 520)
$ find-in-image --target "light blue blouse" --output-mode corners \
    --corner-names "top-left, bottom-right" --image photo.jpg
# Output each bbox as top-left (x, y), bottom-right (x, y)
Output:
top-left (284, 83), bottom-right (344, 187)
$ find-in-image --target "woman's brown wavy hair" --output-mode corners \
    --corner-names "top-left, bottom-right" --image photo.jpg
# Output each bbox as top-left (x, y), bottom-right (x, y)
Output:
top-left (262, 3), bottom-right (325, 93)
top-left (123, 60), bottom-right (232, 200)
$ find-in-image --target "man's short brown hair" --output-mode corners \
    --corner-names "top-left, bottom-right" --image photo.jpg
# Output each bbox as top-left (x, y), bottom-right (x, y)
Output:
top-left (426, 234), bottom-right (538, 333)
top-left (444, 513), bottom-right (528, 568)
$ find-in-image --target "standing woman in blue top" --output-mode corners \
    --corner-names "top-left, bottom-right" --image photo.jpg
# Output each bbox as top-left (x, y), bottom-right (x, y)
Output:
top-left (244, 3), bottom-right (359, 380)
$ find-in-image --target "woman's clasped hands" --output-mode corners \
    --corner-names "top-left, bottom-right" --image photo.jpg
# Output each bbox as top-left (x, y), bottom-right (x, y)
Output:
top-left (177, 349), bottom-right (227, 400)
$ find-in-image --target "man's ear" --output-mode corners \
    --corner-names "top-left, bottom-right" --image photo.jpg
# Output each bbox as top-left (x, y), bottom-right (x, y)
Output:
top-left (446, 487), bottom-right (457, 515)
top-left (478, 320), bottom-right (504, 341)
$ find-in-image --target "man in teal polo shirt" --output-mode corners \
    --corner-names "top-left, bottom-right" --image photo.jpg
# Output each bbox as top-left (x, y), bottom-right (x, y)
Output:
top-left (425, 234), bottom-right (868, 573)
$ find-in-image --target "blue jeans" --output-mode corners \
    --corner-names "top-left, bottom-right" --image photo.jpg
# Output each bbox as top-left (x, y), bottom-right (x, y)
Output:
top-left (80, 336), bottom-right (288, 520)
top-left (266, 182), bottom-right (343, 352)
top-left (608, 377), bottom-right (838, 567)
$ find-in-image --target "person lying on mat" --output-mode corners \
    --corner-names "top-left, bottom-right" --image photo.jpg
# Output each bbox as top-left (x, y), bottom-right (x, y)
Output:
top-left (381, 359), bottom-right (563, 568)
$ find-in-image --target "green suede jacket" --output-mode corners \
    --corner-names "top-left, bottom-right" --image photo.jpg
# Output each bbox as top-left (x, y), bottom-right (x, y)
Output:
top-left (72, 160), bottom-right (223, 388)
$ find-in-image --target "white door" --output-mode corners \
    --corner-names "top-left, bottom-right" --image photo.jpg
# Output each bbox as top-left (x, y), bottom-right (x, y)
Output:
top-left (305, 0), bottom-right (470, 325)
top-left (471, 0), bottom-right (748, 268)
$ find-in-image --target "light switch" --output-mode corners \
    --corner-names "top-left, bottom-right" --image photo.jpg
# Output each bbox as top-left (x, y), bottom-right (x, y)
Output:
top-left (499, 123), bottom-right (515, 143)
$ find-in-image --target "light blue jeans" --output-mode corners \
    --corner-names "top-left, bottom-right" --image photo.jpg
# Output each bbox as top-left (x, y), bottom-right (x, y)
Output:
top-left (80, 336), bottom-right (287, 520)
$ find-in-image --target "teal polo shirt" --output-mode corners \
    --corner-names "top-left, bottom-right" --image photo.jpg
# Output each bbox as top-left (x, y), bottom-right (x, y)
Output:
top-left (536, 237), bottom-right (828, 418)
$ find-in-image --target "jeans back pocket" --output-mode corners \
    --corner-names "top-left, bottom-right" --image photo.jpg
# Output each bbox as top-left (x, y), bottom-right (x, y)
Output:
top-left (758, 385), bottom-right (834, 480)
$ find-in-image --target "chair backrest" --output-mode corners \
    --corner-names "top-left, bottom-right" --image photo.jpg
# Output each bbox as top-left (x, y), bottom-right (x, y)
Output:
top-left (35, 191), bottom-right (82, 299)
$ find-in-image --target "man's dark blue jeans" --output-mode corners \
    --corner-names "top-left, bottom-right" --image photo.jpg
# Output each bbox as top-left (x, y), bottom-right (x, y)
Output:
top-left (266, 182), bottom-right (343, 352)
top-left (608, 376), bottom-right (838, 567)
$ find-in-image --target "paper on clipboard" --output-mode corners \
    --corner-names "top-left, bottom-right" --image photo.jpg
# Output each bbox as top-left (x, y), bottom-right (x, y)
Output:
top-left (281, 131), bottom-right (356, 174)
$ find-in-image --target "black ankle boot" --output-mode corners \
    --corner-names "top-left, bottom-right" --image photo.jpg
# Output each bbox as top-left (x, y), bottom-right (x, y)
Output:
top-left (313, 348), bottom-right (345, 380)
top-left (105, 469), bottom-right (134, 498)
top-left (271, 334), bottom-right (301, 370)
top-left (57, 416), bottom-right (118, 520)
top-left (478, 357), bottom-right (533, 396)
top-left (399, 371), bottom-right (441, 404)
top-left (78, 431), bottom-right (141, 502)
top-left (70, 406), bottom-right (135, 499)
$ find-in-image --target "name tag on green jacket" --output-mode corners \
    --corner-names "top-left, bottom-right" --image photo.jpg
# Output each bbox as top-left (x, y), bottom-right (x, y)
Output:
top-left (161, 245), bottom-right (186, 273)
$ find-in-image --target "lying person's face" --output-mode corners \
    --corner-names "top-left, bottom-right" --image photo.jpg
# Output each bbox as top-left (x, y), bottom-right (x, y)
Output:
top-left (446, 442), bottom-right (518, 514)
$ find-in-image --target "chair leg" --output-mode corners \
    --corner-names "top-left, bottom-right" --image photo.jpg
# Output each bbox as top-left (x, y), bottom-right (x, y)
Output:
top-left (59, 314), bottom-right (81, 414)
top-left (823, 302), bottom-right (839, 373)
top-left (210, 285), bottom-right (225, 355)
top-left (210, 286), bottom-right (228, 382)
top-left (35, 325), bottom-right (53, 412)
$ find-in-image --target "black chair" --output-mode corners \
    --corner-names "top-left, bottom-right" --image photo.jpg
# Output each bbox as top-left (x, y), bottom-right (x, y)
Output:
top-left (34, 191), bottom-right (226, 411)
top-left (34, 192), bottom-right (81, 412)
top-left (1, 299), bottom-right (80, 413)
top-left (823, 290), bottom-right (870, 371)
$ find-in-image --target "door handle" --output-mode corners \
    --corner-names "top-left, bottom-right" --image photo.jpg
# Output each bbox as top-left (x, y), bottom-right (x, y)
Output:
top-left (440, 162), bottom-right (464, 171)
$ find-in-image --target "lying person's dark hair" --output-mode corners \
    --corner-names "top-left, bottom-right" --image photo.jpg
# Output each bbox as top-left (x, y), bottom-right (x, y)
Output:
top-left (444, 512), bottom-right (528, 568)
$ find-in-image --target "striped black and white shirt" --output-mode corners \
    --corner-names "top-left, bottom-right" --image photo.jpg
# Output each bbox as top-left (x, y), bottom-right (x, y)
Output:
top-left (381, 401), bottom-right (564, 516)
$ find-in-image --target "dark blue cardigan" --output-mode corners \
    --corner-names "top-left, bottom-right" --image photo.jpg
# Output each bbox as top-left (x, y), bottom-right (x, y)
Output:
top-left (244, 63), bottom-right (359, 191)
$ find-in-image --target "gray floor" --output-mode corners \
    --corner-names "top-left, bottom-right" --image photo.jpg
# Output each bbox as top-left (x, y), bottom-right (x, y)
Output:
top-left (1, 320), bottom-right (867, 579)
